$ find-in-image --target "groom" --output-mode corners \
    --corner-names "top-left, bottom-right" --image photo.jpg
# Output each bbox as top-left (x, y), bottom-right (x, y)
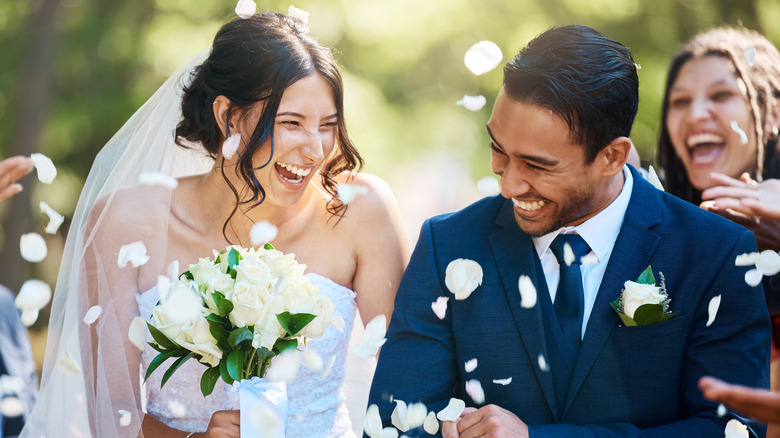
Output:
top-left (368, 25), bottom-right (770, 437)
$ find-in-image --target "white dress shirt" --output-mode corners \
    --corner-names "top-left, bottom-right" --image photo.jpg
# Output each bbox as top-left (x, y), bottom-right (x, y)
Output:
top-left (532, 166), bottom-right (633, 340)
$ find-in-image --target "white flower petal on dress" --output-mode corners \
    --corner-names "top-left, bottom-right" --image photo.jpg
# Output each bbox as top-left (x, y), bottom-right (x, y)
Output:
top-left (717, 403), bottom-right (727, 417)
top-left (364, 404), bottom-right (383, 438)
top-left (517, 275), bottom-right (537, 309)
top-left (168, 400), bottom-right (187, 418)
top-left (337, 183), bottom-right (369, 205)
top-left (353, 314), bottom-right (387, 358)
top-left (445, 259), bottom-right (483, 300)
top-left (538, 353), bottom-right (549, 372)
top-left (139, 172), bottom-right (178, 189)
top-left (40, 201), bottom-right (65, 234)
top-left (321, 355), bottom-right (336, 378)
top-left (117, 241), bottom-right (150, 268)
top-left (424, 411), bottom-right (439, 434)
top-left (250, 221), bottom-right (278, 247)
top-left (30, 153), bottom-right (57, 184)
top-left (431, 296), bottom-right (449, 320)
top-left (730, 120), bottom-right (749, 145)
top-left (757, 250), bottom-right (780, 276)
top-left (20, 232), bottom-right (47, 262)
top-left (221, 133), bottom-right (241, 159)
top-left (288, 5), bottom-right (310, 24)
top-left (735, 252), bottom-right (761, 266)
top-left (128, 316), bottom-right (147, 351)
top-left (406, 402), bottom-right (427, 430)
top-left (234, 0), bottom-right (256, 19)
top-left (706, 295), bottom-right (721, 327)
top-left (744, 47), bottom-right (756, 67)
top-left (83, 305), bottom-right (103, 326)
top-left (464, 41), bottom-right (503, 76)
top-left (724, 418), bottom-right (749, 438)
top-left (57, 353), bottom-right (82, 375)
top-left (391, 399), bottom-right (410, 431)
top-left (118, 409), bottom-right (131, 426)
top-left (647, 165), bottom-right (665, 192)
top-left (436, 398), bottom-right (466, 422)
top-left (493, 377), bottom-right (512, 385)
top-left (332, 316), bottom-right (346, 333)
top-left (476, 176), bottom-right (501, 197)
top-left (0, 397), bottom-right (24, 417)
top-left (249, 400), bottom-right (284, 437)
top-left (456, 95), bottom-right (487, 111)
top-left (464, 358), bottom-right (478, 373)
top-left (302, 347), bottom-right (323, 371)
top-left (581, 253), bottom-right (599, 266)
top-left (465, 379), bottom-right (485, 404)
top-left (745, 268), bottom-right (763, 287)
top-left (266, 350), bottom-right (301, 383)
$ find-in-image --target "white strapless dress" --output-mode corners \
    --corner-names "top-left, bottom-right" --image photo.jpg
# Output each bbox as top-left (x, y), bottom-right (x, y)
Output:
top-left (137, 273), bottom-right (358, 437)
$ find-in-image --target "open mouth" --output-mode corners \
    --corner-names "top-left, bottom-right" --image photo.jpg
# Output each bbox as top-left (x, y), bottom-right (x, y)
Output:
top-left (512, 198), bottom-right (546, 212)
top-left (275, 162), bottom-right (311, 184)
top-left (686, 133), bottom-right (725, 166)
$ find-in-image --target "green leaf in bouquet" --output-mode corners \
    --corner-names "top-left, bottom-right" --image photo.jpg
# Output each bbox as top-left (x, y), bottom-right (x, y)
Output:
top-left (161, 352), bottom-right (196, 389)
top-left (146, 322), bottom-right (180, 350)
top-left (276, 312), bottom-right (316, 337)
top-left (219, 356), bottom-right (235, 386)
top-left (263, 243), bottom-right (274, 250)
top-left (227, 350), bottom-right (244, 382)
top-left (633, 303), bottom-right (676, 326)
top-left (273, 338), bottom-right (298, 354)
top-left (200, 366), bottom-right (221, 397)
top-left (182, 270), bottom-right (194, 280)
top-left (212, 291), bottom-right (234, 317)
top-left (207, 316), bottom-right (231, 352)
top-left (610, 299), bottom-right (637, 327)
top-left (144, 349), bottom-right (180, 382)
top-left (636, 265), bottom-right (656, 285)
top-left (228, 327), bottom-right (254, 348)
top-left (227, 248), bottom-right (242, 279)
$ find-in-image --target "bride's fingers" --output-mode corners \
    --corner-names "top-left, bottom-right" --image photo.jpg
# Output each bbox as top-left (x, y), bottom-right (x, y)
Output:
top-left (701, 185), bottom-right (759, 201)
top-left (709, 172), bottom-right (746, 187)
top-left (742, 198), bottom-right (780, 221)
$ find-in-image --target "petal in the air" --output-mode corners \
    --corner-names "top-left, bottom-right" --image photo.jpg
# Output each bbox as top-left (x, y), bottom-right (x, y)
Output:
top-left (15, 279), bottom-right (52, 314)
top-left (445, 258), bottom-right (483, 300)
top-left (57, 353), bottom-right (82, 375)
top-left (581, 253), bottom-right (599, 266)
top-left (83, 305), bottom-right (103, 326)
top-left (391, 399), bottom-right (410, 432)
top-left (20, 232), bottom-right (47, 262)
top-left (424, 411), bottom-right (439, 434)
top-left (464, 41), bottom-right (503, 76)
top-left (724, 418), bottom-right (749, 438)
top-left (332, 316), bottom-right (346, 333)
top-left (718, 403), bottom-right (727, 417)
top-left (493, 377), bottom-right (512, 385)
top-left (139, 172), bottom-right (179, 189)
top-left (40, 201), bottom-right (65, 234)
top-left (562, 242), bottom-right (575, 266)
top-left (353, 314), bottom-right (387, 358)
top-left (30, 153), bottom-right (57, 184)
top-left (464, 358), bottom-right (478, 373)
top-left (476, 176), bottom-right (501, 197)
top-left (456, 95), bottom-right (487, 111)
top-left (128, 316), bottom-right (147, 351)
top-left (406, 402), bottom-right (427, 429)
top-left (267, 349), bottom-right (301, 383)
top-left (288, 5), bottom-right (310, 24)
top-left (364, 404), bottom-right (383, 438)
top-left (168, 400), bottom-right (187, 418)
top-left (465, 379), bottom-right (485, 404)
top-left (518, 275), bottom-right (537, 309)
top-left (758, 250), bottom-right (780, 276)
top-left (431, 296), bottom-right (449, 320)
top-left (647, 165), bottom-right (665, 192)
top-left (235, 0), bottom-right (256, 19)
top-left (735, 252), bottom-right (761, 266)
top-left (250, 221), bottom-right (279, 246)
top-left (302, 347), bottom-right (323, 371)
top-left (436, 398), bottom-right (466, 422)
top-left (382, 427), bottom-right (399, 438)
top-left (249, 400), bottom-right (284, 437)
top-left (20, 309), bottom-right (39, 327)
top-left (222, 133), bottom-right (242, 159)
top-left (118, 409), bottom-right (131, 426)
top-left (744, 47), bottom-right (756, 67)
top-left (0, 397), bottom-right (24, 417)
top-left (706, 295), bottom-right (721, 327)
top-left (538, 353), bottom-right (549, 372)
top-left (118, 241), bottom-right (150, 268)
top-left (745, 268), bottom-right (763, 287)
top-left (730, 120), bottom-right (749, 145)
top-left (321, 355), bottom-right (336, 378)
top-left (337, 183), bottom-right (369, 205)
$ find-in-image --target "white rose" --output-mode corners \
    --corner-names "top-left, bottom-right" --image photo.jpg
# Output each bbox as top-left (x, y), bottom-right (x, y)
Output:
top-left (152, 282), bottom-right (203, 341)
top-left (235, 255), bottom-right (273, 282)
top-left (191, 262), bottom-right (234, 294)
top-left (227, 279), bottom-right (273, 328)
top-left (445, 259), bottom-right (483, 300)
top-left (178, 317), bottom-right (222, 367)
top-left (622, 280), bottom-right (665, 319)
top-left (252, 296), bottom-right (286, 350)
top-left (296, 295), bottom-right (335, 339)
top-left (261, 249), bottom-right (299, 274)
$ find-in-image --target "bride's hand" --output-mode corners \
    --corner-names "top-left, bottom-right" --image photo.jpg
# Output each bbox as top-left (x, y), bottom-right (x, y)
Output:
top-left (198, 410), bottom-right (240, 437)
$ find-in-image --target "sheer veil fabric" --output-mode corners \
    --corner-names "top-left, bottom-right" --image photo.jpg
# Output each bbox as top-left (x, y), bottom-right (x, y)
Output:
top-left (21, 50), bottom-right (214, 438)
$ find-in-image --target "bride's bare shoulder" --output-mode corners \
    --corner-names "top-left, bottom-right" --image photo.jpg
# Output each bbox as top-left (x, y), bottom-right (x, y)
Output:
top-left (332, 172), bottom-right (401, 230)
top-left (86, 184), bottom-right (173, 239)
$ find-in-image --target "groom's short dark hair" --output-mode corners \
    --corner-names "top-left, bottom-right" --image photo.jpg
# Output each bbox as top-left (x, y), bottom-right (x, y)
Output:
top-left (503, 25), bottom-right (639, 164)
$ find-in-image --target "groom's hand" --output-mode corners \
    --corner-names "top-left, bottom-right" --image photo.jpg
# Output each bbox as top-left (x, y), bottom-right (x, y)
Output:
top-left (442, 405), bottom-right (529, 438)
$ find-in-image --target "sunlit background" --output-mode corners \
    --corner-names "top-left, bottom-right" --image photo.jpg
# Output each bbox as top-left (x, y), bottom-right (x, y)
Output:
top-left (0, 0), bottom-right (778, 372)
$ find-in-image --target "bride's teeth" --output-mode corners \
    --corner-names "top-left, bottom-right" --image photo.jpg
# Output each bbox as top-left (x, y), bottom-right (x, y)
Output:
top-left (687, 133), bottom-right (724, 147)
top-left (278, 162), bottom-right (312, 177)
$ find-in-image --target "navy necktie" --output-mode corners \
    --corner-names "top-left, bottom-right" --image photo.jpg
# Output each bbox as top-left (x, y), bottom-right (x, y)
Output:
top-left (549, 233), bottom-right (591, 350)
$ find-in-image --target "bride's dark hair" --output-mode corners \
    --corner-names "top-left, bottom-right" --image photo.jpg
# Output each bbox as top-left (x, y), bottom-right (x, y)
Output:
top-left (175, 13), bottom-right (362, 237)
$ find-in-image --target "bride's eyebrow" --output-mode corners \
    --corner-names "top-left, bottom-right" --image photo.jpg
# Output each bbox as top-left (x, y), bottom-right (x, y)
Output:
top-left (275, 112), bottom-right (338, 121)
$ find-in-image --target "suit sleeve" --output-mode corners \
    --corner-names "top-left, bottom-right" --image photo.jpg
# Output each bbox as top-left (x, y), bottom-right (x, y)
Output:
top-left (528, 229), bottom-right (770, 438)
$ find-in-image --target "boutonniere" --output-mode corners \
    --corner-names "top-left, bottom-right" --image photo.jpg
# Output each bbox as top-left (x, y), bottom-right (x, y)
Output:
top-left (610, 265), bottom-right (676, 326)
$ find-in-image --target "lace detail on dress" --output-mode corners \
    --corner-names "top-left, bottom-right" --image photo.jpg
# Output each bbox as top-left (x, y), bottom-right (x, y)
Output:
top-left (137, 273), bottom-right (358, 437)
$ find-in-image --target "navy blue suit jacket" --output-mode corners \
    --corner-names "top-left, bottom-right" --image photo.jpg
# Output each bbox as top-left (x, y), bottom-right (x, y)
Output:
top-left (369, 167), bottom-right (770, 437)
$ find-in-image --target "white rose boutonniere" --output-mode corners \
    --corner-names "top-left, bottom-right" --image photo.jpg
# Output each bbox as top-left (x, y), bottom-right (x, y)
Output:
top-left (610, 265), bottom-right (676, 326)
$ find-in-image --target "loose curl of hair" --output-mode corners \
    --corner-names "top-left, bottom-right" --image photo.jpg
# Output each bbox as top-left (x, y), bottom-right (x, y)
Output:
top-left (657, 26), bottom-right (780, 204)
top-left (175, 13), bottom-right (363, 239)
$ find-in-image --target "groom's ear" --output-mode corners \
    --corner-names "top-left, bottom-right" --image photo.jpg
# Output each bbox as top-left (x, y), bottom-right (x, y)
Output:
top-left (596, 136), bottom-right (632, 177)
top-left (212, 95), bottom-right (236, 138)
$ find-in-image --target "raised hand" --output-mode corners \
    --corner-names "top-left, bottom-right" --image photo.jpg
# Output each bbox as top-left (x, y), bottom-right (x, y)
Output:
top-left (0, 156), bottom-right (34, 201)
top-left (699, 376), bottom-right (780, 424)
top-left (441, 405), bottom-right (528, 438)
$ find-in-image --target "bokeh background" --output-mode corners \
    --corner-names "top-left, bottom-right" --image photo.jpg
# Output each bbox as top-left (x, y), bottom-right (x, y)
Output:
top-left (0, 0), bottom-right (778, 371)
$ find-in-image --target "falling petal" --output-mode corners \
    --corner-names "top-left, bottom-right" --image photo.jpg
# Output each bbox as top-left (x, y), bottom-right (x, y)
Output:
top-left (757, 250), bottom-right (780, 276)
top-left (464, 358), bottom-right (478, 373)
top-left (157, 275), bottom-right (171, 302)
top-left (364, 404), bottom-right (383, 438)
top-left (20, 232), bottom-right (47, 262)
top-left (493, 377), bottom-right (512, 385)
top-left (406, 402), bottom-right (427, 429)
top-left (338, 183), bottom-right (369, 205)
top-left (15, 279), bottom-right (52, 313)
top-left (465, 379), bottom-right (485, 404)
top-left (518, 275), bottom-right (537, 309)
top-left (581, 253), bottom-right (599, 266)
top-left (0, 397), bottom-right (24, 417)
top-left (445, 258), bottom-right (483, 300)
top-left (321, 355), bottom-right (336, 378)
top-left (724, 418), bottom-right (749, 438)
top-left (30, 153), bottom-right (57, 184)
top-left (634, 62), bottom-right (642, 70)
top-left (424, 411), bottom-right (439, 434)
top-left (382, 427), bottom-right (399, 438)
top-left (735, 252), bottom-right (761, 266)
top-left (436, 398), bottom-right (466, 421)
top-left (266, 349), bottom-right (301, 383)
top-left (391, 400), bottom-right (410, 431)
top-left (83, 305), bottom-right (103, 326)
top-left (118, 241), bottom-right (150, 268)
top-left (0, 375), bottom-right (24, 396)
top-left (57, 353), bottom-right (82, 375)
top-left (431, 296), bottom-right (449, 320)
top-left (456, 95), bottom-right (487, 111)
top-left (332, 316), bottom-right (346, 333)
top-left (288, 5), bottom-right (310, 24)
top-left (234, 0), bottom-right (256, 19)
top-left (476, 176), bottom-right (501, 197)
top-left (118, 409), bottom-right (131, 426)
top-left (139, 172), bottom-right (178, 189)
top-left (562, 242), bottom-right (575, 266)
top-left (250, 221), bottom-right (278, 246)
top-left (706, 295), bottom-right (721, 327)
top-left (302, 347), bottom-right (323, 371)
top-left (745, 268), bottom-right (763, 287)
top-left (249, 400), bottom-right (284, 437)
top-left (718, 403), bottom-right (727, 417)
top-left (20, 309), bottom-right (39, 327)
top-left (464, 41), bottom-right (503, 76)
top-left (353, 314), bottom-right (387, 358)
top-left (538, 353), bottom-right (549, 372)
top-left (647, 165), bottom-right (665, 192)
top-left (221, 133), bottom-right (241, 159)
top-left (730, 120), bottom-right (749, 145)
top-left (168, 400), bottom-right (187, 418)
top-left (744, 47), bottom-right (756, 67)
top-left (128, 316), bottom-right (147, 351)
top-left (40, 201), bottom-right (65, 234)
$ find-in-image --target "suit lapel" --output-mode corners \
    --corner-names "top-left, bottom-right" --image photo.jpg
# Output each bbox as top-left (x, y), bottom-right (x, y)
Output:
top-left (488, 199), bottom-right (560, 419)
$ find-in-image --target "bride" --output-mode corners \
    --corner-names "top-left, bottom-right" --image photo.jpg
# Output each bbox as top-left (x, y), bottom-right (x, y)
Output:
top-left (22, 11), bottom-right (408, 438)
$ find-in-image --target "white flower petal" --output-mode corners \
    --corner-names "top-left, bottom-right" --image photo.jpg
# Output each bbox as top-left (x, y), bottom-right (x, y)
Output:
top-left (717, 403), bottom-right (727, 417)
top-left (118, 241), bottom-right (150, 268)
top-left (436, 398), bottom-right (466, 422)
top-left (538, 353), bottom-right (549, 372)
top-left (83, 305), bottom-right (103, 326)
top-left (168, 400), bottom-right (187, 418)
top-left (353, 314), bottom-right (387, 358)
top-left (128, 316), bottom-right (147, 351)
top-left (0, 375), bottom-right (24, 396)
top-left (364, 404), bottom-right (383, 438)
top-left (758, 250), bottom-right (780, 276)
top-left (745, 268), bottom-right (763, 287)
top-left (730, 120), bottom-right (749, 145)
top-left (39, 201), bottom-right (65, 234)
top-left (464, 41), bottom-right (503, 76)
top-left (493, 377), bottom-right (512, 385)
top-left (518, 275), bottom-right (537, 309)
top-left (167, 260), bottom-right (180, 280)
top-left (634, 62), bottom-right (642, 70)
top-left (423, 411), bottom-right (439, 434)
top-left (118, 409), bottom-right (131, 426)
top-left (15, 279), bottom-right (52, 312)
top-left (302, 347), bottom-right (323, 371)
top-left (405, 402), bottom-right (427, 430)
top-left (647, 165), bottom-right (665, 192)
top-left (20, 232), bottom-right (47, 262)
top-left (735, 252), bottom-right (761, 266)
top-left (464, 358), bottom-right (478, 373)
top-left (476, 176), bottom-right (501, 197)
top-left (0, 397), bottom-right (24, 417)
top-left (249, 399), bottom-right (284, 437)
top-left (456, 95), bottom-right (487, 111)
top-left (266, 349), bottom-right (301, 383)
top-left (157, 275), bottom-right (171, 302)
top-left (321, 355), bottom-right (336, 378)
top-left (724, 418), bottom-right (749, 438)
top-left (562, 242), bottom-right (576, 266)
top-left (288, 5), bottom-right (310, 24)
top-left (139, 172), bottom-right (178, 189)
top-left (744, 47), bottom-right (756, 67)
top-left (250, 221), bottom-right (278, 246)
top-left (337, 183), bottom-right (369, 205)
top-left (431, 296), bottom-right (449, 320)
top-left (382, 427), bottom-right (399, 438)
top-left (20, 309), bottom-right (39, 327)
top-left (234, 0), bottom-right (256, 19)
top-left (465, 379), bottom-right (485, 404)
top-left (445, 259), bottom-right (483, 300)
top-left (706, 295), bottom-right (721, 327)
top-left (57, 353), bottom-right (82, 375)
top-left (581, 253), bottom-right (599, 266)
top-left (391, 399), bottom-right (410, 432)
top-left (30, 153), bottom-right (57, 184)
top-left (222, 133), bottom-right (241, 159)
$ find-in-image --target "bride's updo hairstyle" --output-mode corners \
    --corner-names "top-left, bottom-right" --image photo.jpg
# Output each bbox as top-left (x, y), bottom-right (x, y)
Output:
top-left (175, 13), bottom-right (362, 233)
